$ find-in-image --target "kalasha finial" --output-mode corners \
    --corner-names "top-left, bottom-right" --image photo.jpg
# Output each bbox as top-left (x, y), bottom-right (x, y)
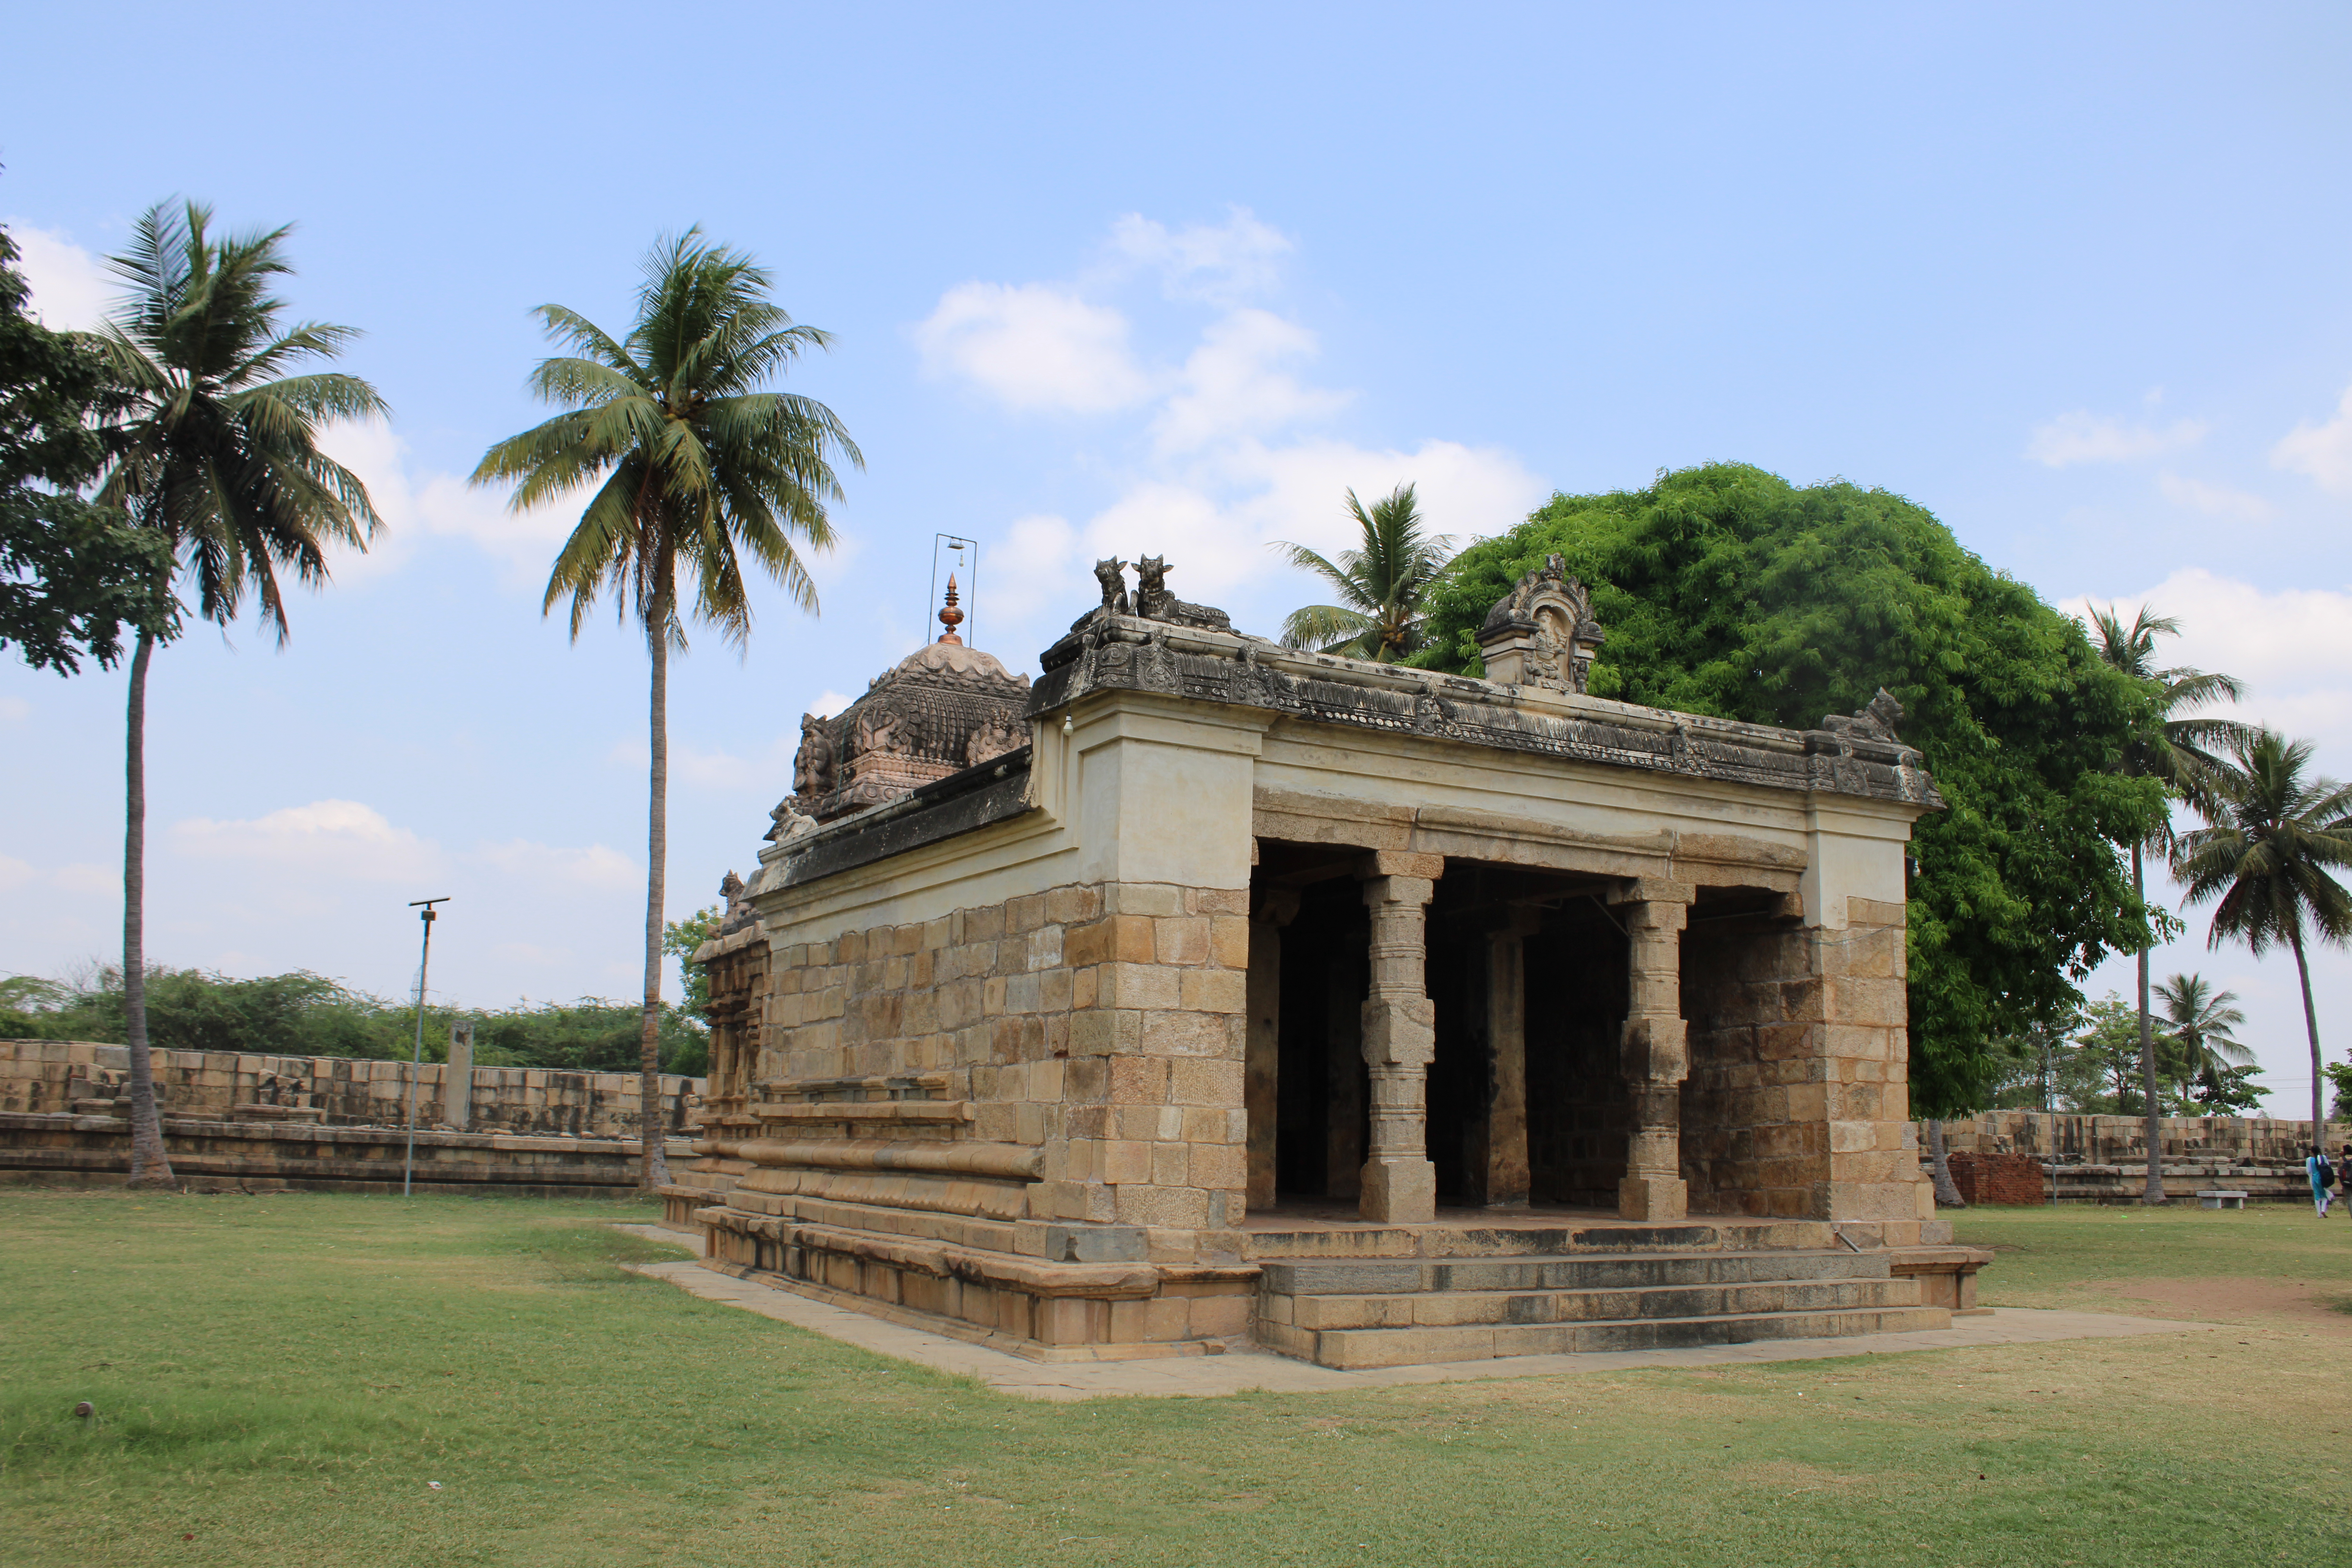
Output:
top-left (936, 574), bottom-right (965, 645)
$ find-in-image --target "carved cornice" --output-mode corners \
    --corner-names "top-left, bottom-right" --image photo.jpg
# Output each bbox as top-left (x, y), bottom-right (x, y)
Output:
top-left (1031, 615), bottom-right (1944, 811)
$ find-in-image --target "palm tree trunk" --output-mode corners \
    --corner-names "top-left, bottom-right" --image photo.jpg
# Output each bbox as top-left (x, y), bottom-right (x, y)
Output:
top-left (2292, 926), bottom-right (2327, 1154)
top-left (639, 576), bottom-right (673, 1192)
top-left (1926, 1117), bottom-right (1966, 1208)
top-left (2132, 840), bottom-right (2165, 1204)
top-left (121, 630), bottom-right (173, 1189)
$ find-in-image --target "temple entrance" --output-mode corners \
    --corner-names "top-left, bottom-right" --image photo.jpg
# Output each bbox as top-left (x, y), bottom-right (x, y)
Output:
top-left (1423, 873), bottom-right (1630, 1208)
top-left (1246, 847), bottom-right (1633, 1213)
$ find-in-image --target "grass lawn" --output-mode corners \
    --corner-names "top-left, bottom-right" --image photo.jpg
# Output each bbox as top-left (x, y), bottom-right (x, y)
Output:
top-left (2, 1191), bottom-right (2346, 1567)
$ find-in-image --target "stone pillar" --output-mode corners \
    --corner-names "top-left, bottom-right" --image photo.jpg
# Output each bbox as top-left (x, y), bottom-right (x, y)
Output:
top-left (1611, 878), bottom-right (1695, 1221)
top-left (441, 1022), bottom-right (474, 1131)
top-left (1357, 851), bottom-right (1444, 1223)
top-left (1245, 886), bottom-right (1301, 1213)
top-left (1471, 907), bottom-right (1542, 1208)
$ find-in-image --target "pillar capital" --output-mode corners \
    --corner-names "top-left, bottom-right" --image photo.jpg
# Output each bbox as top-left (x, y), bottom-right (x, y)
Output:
top-left (1358, 849), bottom-right (1446, 883)
top-left (1609, 877), bottom-right (1696, 908)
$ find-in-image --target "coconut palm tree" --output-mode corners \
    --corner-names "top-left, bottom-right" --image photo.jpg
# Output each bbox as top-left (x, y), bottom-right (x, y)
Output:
top-left (2090, 605), bottom-right (2252, 1203)
top-left (1271, 483), bottom-right (1454, 662)
top-left (92, 201), bottom-right (385, 1189)
top-left (2153, 972), bottom-right (2251, 1112)
top-left (472, 230), bottom-right (859, 1190)
top-left (2173, 730), bottom-right (2352, 1146)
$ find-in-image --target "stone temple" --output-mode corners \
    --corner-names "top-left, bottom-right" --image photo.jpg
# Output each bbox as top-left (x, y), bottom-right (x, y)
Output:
top-left (670, 558), bottom-right (1987, 1368)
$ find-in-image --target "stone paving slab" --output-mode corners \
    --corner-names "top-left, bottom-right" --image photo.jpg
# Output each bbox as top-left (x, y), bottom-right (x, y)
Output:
top-left (611, 1224), bottom-right (2214, 1403)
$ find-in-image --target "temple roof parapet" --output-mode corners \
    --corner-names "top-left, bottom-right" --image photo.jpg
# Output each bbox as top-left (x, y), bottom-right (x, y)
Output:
top-left (1029, 556), bottom-right (1942, 813)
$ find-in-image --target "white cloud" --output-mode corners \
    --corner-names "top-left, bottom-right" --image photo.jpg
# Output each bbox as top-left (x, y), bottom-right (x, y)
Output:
top-left (472, 838), bottom-right (637, 890)
top-left (2273, 383), bottom-right (2352, 495)
top-left (2156, 472), bottom-right (2273, 524)
top-left (1152, 309), bottom-right (1349, 455)
top-left (1107, 208), bottom-right (1293, 304)
top-left (0, 695), bottom-right (29, 722)
top-left (919, 211), bottom-right (1547, 663)
top-left (807, 690), bottom-right (855, 718)
top-left (914, 282), bottom-right (1152, 414)
top-left (172, 799), bottom-right (442, 884)
top-left (0, 855), bottom-right (34, 893)
top-left (2027, 411), bottom-right (2209, 467)
top-left (2066, 568), bottom-right (2352, 764)
top-left (7, 221), bottom-right (111, 330)
top-left (312, 419), bottom-right (570, 588)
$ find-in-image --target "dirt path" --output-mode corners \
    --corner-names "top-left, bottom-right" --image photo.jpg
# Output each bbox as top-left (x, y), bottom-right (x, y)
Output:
top-left (2100, 1276), bottom-right (2352, 1336)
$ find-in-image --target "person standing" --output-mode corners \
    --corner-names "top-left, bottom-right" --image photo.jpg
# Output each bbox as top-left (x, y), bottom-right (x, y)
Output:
top-left (2309, 1146), bottom-right (2336, 1217)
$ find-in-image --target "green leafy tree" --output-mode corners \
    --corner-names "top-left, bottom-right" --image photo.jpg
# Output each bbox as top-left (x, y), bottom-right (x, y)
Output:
top-left (664, 906), bottom-right (722, 1022)
top-left (472, 230), bottom-right (859, 1190)
top-left (91, 202), bottom-right (386, 1187)
top-left (1417, 464), bottom-right (2167, 1117)
top-left (1272, 483), bottom-right (1455, 661)
top-left (1986, 998), bottom-right (2085, 1111)
top-left (2073, 994), bottom-right (2152, 1112)
top-left (2152, 971), bottom-right (2252, 1113)
top-left (2190, 1062), bottom-right (2269, 1116)
top-left (0, 222), bottom-right (176, 673)
top-left (2090, 606), bottom-right (2252, 1201)
top-left (2172, 730), bottom-right (2352, 1142)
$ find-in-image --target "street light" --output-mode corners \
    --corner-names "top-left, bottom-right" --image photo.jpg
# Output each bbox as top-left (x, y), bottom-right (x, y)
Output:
top-left (403, 897), bottom-right (450, 1197)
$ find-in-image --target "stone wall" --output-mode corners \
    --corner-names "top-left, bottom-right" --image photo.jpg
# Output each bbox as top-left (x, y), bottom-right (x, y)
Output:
top-left (1681, 897), bottom-right (1922, 1224)
top-left (1930, 1109), bottom-right (2347, 1165)
top-left (0, 1109), bottom-right (676, 1196)
top-left (698, 878), bottom-right (1253, 1258)
top-left (0, 1039), bottom-right (704, 1139)
top-left (1945, 1150), bottom-right (2045, 1205)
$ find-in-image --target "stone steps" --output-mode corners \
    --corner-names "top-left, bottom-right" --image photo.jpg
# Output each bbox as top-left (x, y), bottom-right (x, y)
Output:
top-left (1254, 1248), bottom-right (1949, 1369)
top-left (1259, 1304), bottom-right (1952, 1368)
top-left (1260, 1247), bottom-right (1889, 1296)
top-left (1243, 1220), bottom-right (1844, 1260)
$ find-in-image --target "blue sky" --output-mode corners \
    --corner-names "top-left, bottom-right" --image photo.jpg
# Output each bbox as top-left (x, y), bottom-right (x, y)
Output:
top-left (5, 4), bottom-right (2350, 1109)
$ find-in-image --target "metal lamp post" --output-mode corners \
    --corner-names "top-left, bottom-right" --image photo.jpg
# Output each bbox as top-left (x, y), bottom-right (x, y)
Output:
top-left (403, 897), bottom-right (450, 1197)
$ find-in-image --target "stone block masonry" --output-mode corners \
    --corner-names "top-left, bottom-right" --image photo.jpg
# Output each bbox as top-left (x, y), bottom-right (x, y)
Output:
top-left (0, 1039), bottom-right (703, 1139)
top-left (1681, 898), bottom-right (1928, 1228)
top-left (682, 877), bottom-right (1265, 1359)
top-left (697, 879), bottom-right (1254, 1257)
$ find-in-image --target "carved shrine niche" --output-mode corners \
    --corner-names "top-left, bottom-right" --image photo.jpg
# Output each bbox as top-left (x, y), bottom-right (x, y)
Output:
top-left (1475, 555), bottom-right (1606, 694)
top-left (773, 639), bottom-right (1033, 830)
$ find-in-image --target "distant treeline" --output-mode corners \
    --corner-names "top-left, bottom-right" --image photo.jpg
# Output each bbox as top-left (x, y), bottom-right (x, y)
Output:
top-left (0, 966), bottom-right (710, 1078)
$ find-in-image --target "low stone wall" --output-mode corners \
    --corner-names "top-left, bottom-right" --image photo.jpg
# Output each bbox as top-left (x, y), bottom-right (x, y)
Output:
top-left (1918, 1111), bottom-right (2338, 1206)
top-left (1930, 1110), bottom-right (2347, 1166)
top-left (2, 1039), bottom-right (704, 1139)
top-left (0, 1109), bottom-right (693, 1197)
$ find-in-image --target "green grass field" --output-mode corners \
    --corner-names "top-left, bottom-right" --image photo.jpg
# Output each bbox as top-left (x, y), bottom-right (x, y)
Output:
top-left (1, 1190), bottom-right (2345, 1567)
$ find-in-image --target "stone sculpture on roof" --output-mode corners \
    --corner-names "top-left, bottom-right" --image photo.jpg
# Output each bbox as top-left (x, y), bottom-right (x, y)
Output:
top-left (1475, 554), bottom-right (1606, 694)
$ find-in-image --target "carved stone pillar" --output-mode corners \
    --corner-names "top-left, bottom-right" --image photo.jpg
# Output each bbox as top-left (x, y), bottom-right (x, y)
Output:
top-left (1244, 886), bottom-right (1301, 1213)
top-left (1358, 852), bottom-right (1444, 1223)
top-left (1612, 878), bottom-right (1695, 1221)
top-left (1467, 907), bottom-right (1542, 1208)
